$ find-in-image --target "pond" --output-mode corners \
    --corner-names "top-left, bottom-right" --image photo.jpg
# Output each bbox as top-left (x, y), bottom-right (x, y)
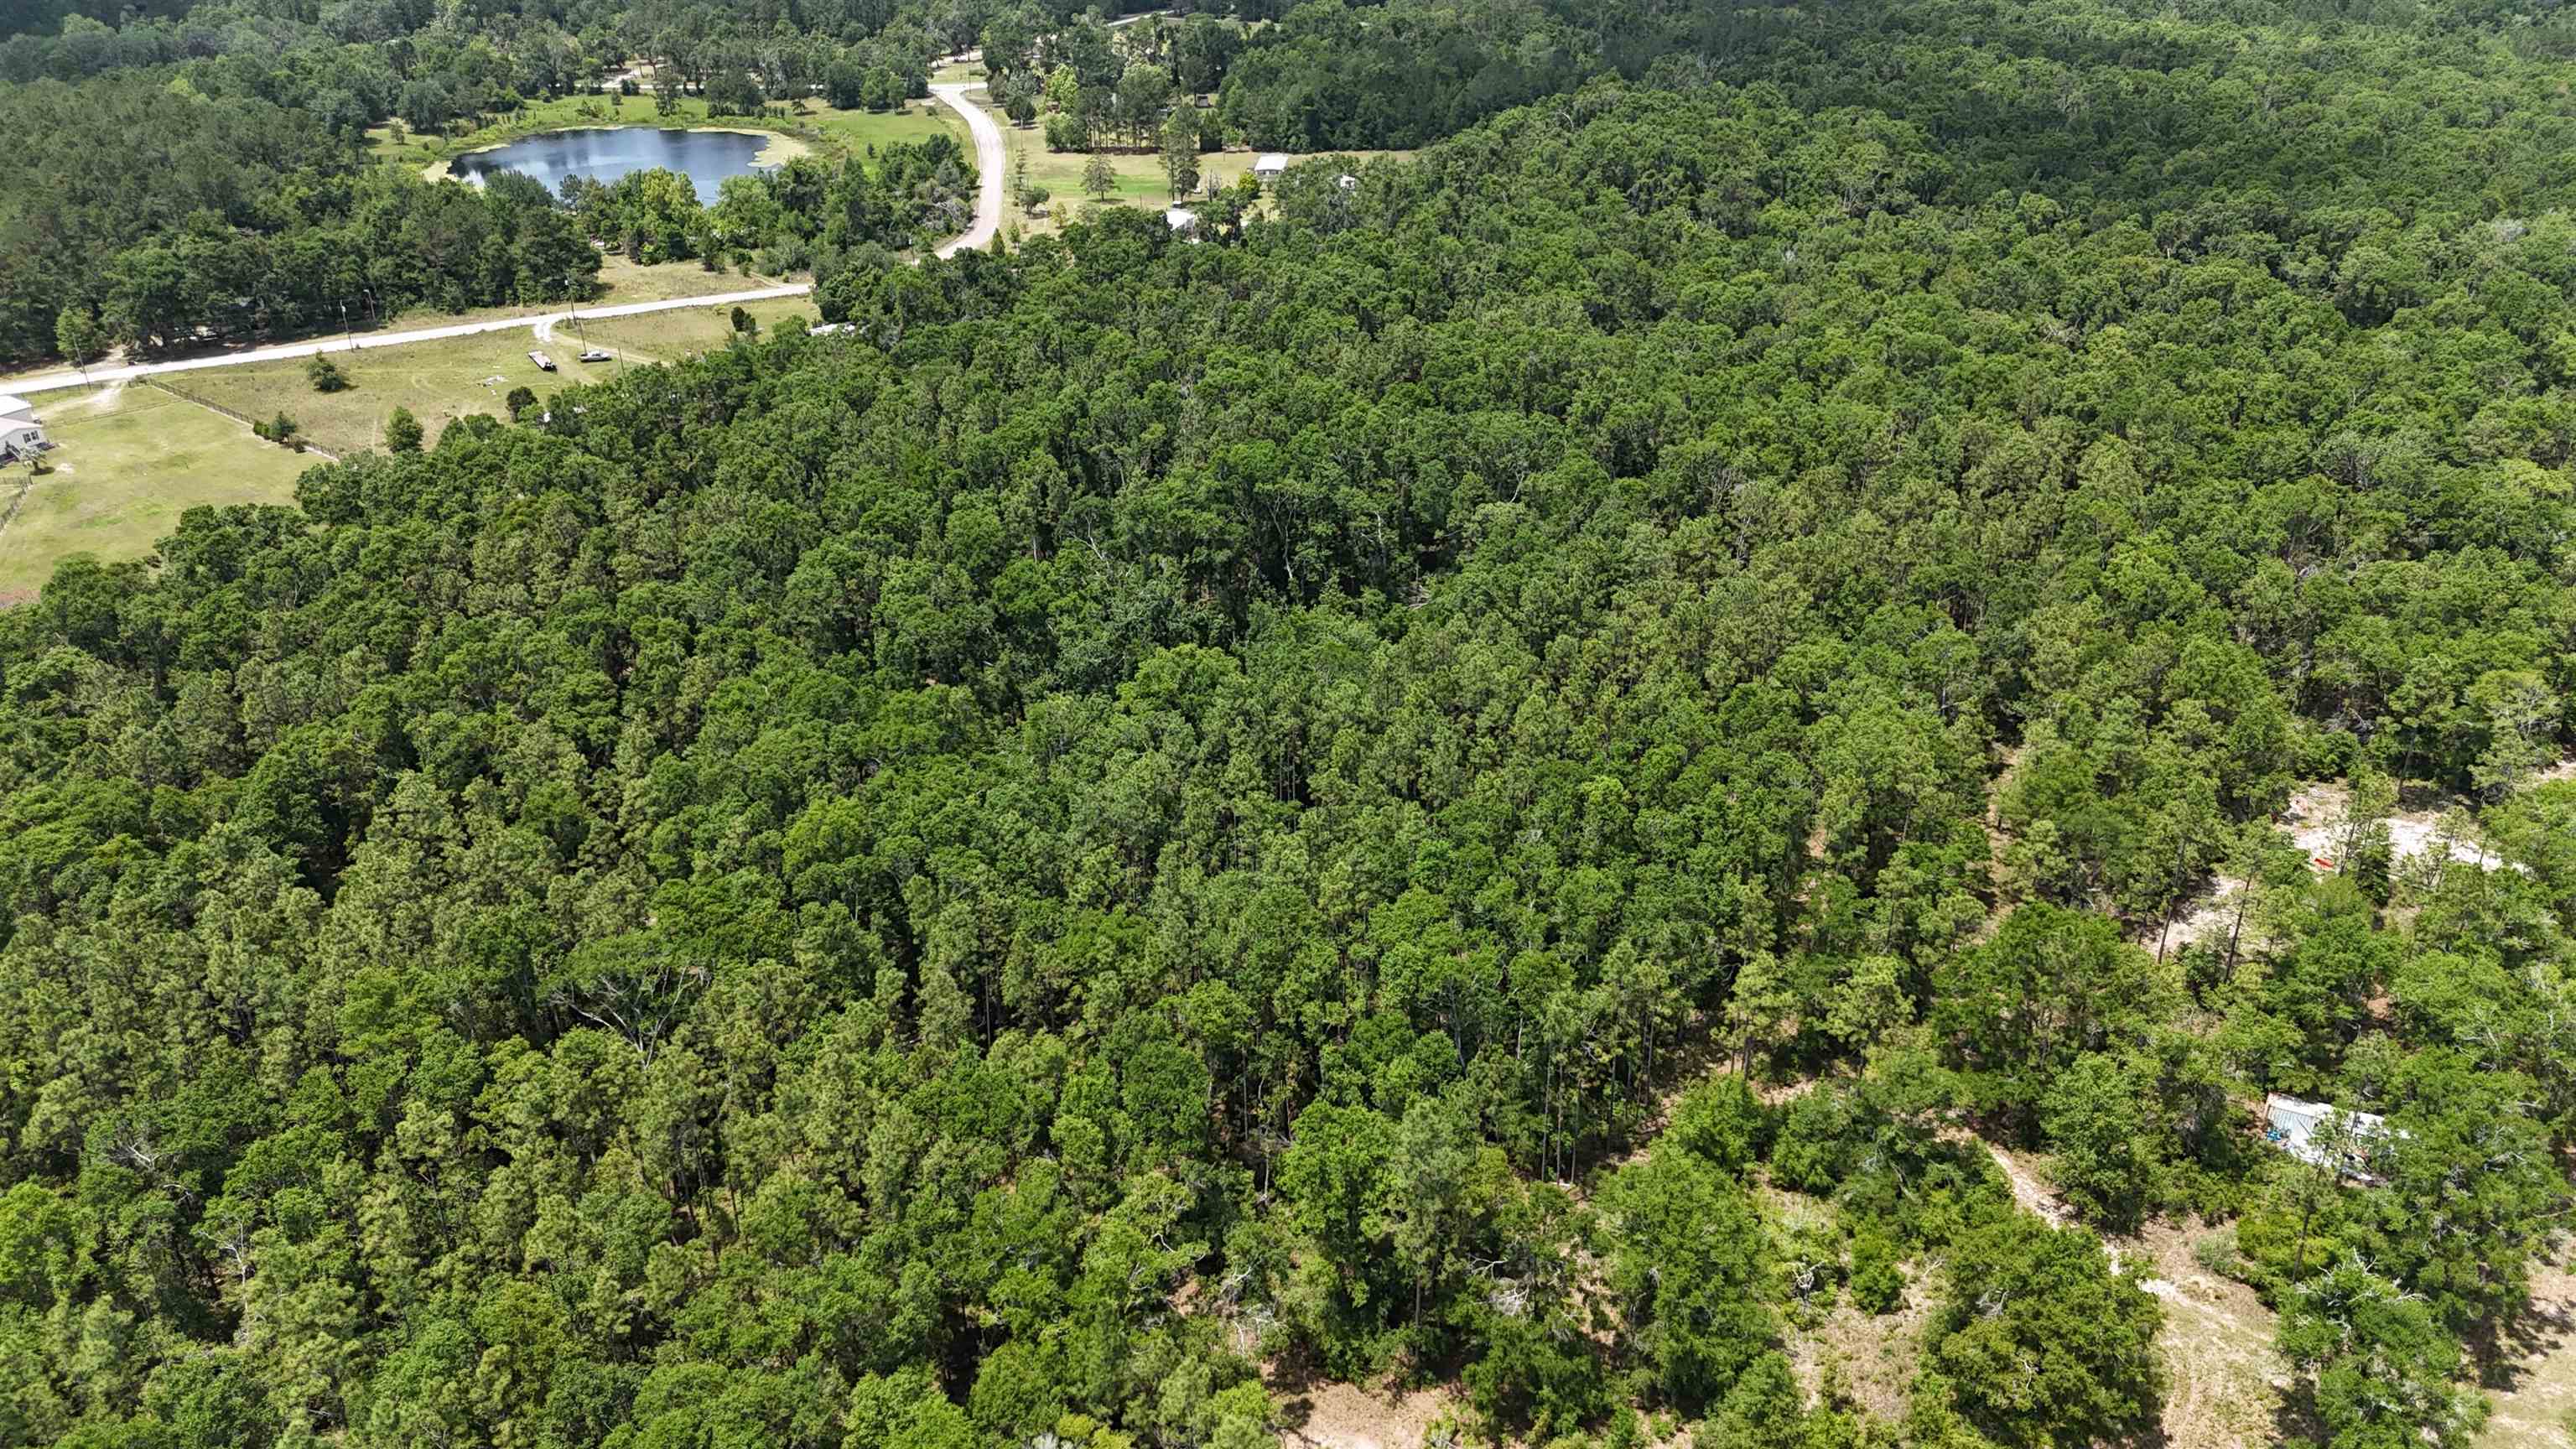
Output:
top-left (448, 127), bottom-right (776, 205)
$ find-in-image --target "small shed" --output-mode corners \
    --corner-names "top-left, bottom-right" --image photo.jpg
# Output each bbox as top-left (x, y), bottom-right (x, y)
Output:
top-left (1254, 153), bottom-right (1289, 179)
top-left (1164, 207), bottom-right (1199, 234)
top-left (2264, 1094), bottom-right (2394, 1182)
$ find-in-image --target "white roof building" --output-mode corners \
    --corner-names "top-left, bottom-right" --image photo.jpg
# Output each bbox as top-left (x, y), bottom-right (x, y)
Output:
top-left (1254, 153), bottom-right (1289, 177)
top-left (1164, 207), bottom-right (1198, 232)
top-left (0, 395), bottom-right (47, 460)
top-left (2265, 1094), bottom-right (2396, 1180)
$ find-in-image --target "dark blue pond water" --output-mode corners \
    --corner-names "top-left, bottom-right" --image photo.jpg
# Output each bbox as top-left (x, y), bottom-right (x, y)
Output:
top-left (449, 127), bottom-right (771, 205)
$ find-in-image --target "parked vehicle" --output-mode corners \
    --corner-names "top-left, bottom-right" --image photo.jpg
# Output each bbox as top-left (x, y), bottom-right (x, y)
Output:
top-left (528, 351), bottom-right (556, 371)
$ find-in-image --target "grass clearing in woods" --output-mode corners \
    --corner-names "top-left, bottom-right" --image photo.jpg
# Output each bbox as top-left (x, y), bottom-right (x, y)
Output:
top-left (177, 332), bottom-right (593, 456)
top-left (942, 77), bottom-right (1410, 242)
top-left (797, 96), bottom-right (966, 157)
top-left (569, 297), bottom-right (819, 362)
top-left (366, 254), bottom-right (783, 321)
top-left (0, 385), bottom-right (311, 600)
top-left (587, 253), bottom-right (790, 303)
top-left (2480, 1257), bottom-right (2576, 1449)
top-left (2122, 1221), bottom-right (2293, 1449)
top-left (0, 290), bottom-right (816, 600)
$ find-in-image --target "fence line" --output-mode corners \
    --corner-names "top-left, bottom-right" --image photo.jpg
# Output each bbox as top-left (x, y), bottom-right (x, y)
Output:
top-left (0, 470), bottom-right (35, 543)
top-left (143, 378), bottom-right (341, 463)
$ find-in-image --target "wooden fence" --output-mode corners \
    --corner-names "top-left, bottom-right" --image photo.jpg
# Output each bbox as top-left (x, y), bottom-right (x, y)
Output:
top-left (143, 377), bottom-right (340, 462)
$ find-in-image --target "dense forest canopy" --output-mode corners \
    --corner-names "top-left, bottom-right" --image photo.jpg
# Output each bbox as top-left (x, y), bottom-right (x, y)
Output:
top-left (2, 1), bottom-right (2574, 1448)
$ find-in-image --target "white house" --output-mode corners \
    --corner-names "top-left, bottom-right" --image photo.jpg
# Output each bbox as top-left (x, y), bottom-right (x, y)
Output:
top-left (0, 394), bottom-right (45, 460)
top-left (1254, 153), bottom-right (1289, 180)
top-left (1164, 207), bottom-right (1199, 235)
top-left (2264, 1094), bottom-right (2397, 1182)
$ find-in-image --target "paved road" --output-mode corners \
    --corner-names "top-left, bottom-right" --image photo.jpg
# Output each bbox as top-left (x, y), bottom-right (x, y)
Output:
top-left (930, 82), bottom-right (1007, 257)
top-left (8, 286), bottom-right (813, 397)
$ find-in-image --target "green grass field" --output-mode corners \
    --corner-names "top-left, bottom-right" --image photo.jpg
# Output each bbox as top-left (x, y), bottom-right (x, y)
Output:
top-left (346, 256), bottom-right (777, 330)
top-left (979, 90), bottom-right (1229, 238)
top-left (174, 293), bottom-right (818, 456)
top-left (959, 83), bottom-right (1410, 242)
top-left (799, 98), bottom-right (966, 157)
top-left (0, 386), bottom-right (313, 600)
top-left (572, 297), bottom-right (819, 362)
top-left (590, 254), bottom-right (787, 302)
top-left (178, 333), bottom-right (596, 456)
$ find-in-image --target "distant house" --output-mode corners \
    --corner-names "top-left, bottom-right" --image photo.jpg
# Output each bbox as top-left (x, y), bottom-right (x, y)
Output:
top-left (0, 394), bottom-right (46, 460)
top-left (2264, 1094), bottom-right (2397, 1182)
top-left (1254, 153), bottom-right (1289, 180)
top-left (1164, 207), bottom-right (1199, 235)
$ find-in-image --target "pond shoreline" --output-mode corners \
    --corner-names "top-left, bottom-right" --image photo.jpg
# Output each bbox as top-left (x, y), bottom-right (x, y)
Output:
top-left (422, 124), bottom-right (810, 185)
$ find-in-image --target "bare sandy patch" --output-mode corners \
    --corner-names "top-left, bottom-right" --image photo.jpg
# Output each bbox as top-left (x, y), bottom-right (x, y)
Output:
top-left (1970, 1140), bottom-right (2291, 1449)
top-left (1784, 1278), bottom-right (1931, 1423)
top-left (2279, 780), bottom-right (2507, 873)
top-left (2483, 1258), bottom-right (2576, 1449)
top-left (2154, 875), bottom-right (2255, 957)
top-left (1272, 1376), bottom-right (1457, 1449)
top-left (2134, 767), bottom-right (2568, 953)
top-left (2128, 1220), bottom-right (2292, 1449)
top-left (1977, 1138), bottom-right (2071, 1228)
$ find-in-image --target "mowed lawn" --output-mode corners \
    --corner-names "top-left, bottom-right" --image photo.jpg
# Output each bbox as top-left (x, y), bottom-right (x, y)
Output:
top-left (591, 253), bottom-right (788, 303)
top-left (180, 332), bottom-right (600, 456)
top-left (343, 256), bottom-right (780, 330)
top-left (573, 297), bottom-right (819, 362)
top-left (799, 98), bottom-right (965, 156)
top-left (0, 385), bottom-right (312, 600)
top-left (958, 82), bottom-right (1411, 241)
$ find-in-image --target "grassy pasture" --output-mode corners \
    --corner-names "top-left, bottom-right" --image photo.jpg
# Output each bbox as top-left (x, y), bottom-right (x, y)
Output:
top-left (0, 385), bottom-right (312, 600)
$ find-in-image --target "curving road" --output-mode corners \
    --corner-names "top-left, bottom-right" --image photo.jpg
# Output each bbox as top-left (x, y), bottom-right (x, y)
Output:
top-left (9, 89), bottom-right (1014, 397)
top-left (930, 81), bottom-right (1007, 258)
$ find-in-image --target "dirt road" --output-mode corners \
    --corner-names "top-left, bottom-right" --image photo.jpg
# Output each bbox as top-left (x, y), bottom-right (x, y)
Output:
top-left (8, 286), bottom-right (812, 397)
top-left (9, 92), bottom-right (1013, 395)
top-left (930, 81), bottom-right (1006, 257)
